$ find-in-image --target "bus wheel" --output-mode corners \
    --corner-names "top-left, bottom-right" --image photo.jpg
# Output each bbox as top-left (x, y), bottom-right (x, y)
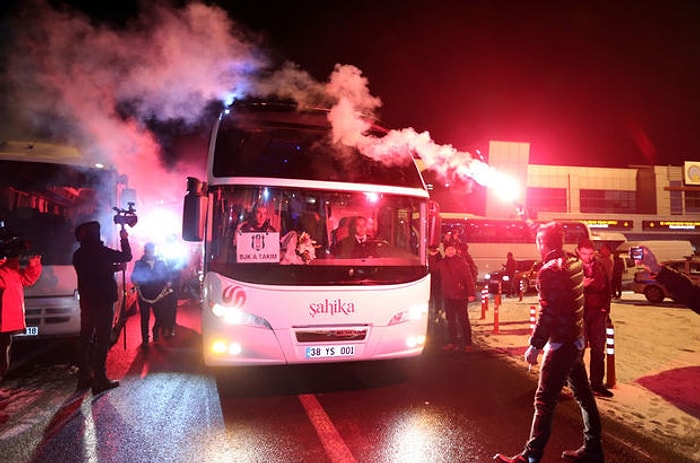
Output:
top-left (644, 285), bottom-right (665, 304)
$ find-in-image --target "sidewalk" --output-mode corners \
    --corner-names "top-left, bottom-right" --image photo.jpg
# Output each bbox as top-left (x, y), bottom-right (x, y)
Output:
top-left (470, 291), bottom-right (700, 461)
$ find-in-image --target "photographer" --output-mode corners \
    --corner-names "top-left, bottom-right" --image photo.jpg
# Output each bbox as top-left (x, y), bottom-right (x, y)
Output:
top-left (634, 245), bottom-right (700, 315)
top-left (73, 221), bottom-right (132, 394)
top-left (0, 235), bottom-right (42, 383)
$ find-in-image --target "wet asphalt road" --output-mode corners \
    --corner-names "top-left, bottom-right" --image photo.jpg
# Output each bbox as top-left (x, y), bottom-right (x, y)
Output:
top-left (0, 301), bottom-right (686, 463)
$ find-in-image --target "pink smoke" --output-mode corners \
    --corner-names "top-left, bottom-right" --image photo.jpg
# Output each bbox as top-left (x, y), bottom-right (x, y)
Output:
top-left (2, 0), bottom-right (513, 222)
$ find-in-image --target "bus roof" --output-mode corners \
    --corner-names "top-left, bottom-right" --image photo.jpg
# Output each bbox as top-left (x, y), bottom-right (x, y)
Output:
top-left (0, 140), bottom-right (107, 169)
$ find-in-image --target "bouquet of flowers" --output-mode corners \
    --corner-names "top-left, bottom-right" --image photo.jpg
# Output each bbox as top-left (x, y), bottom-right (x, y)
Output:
top-left (296, 232), bottom-right (318, 264)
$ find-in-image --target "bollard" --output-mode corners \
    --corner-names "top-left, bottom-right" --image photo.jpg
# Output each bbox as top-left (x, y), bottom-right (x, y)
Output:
top-left (605, 318), bottom-right (616, 388)
top-left (519, 278), bottom-right (524, 301)
top-left (481, 287), bottom-right (489, 319)
top-left (493, 282), bottom-right (501, 334)
top-left (529, 305), bottom-right (537, 335)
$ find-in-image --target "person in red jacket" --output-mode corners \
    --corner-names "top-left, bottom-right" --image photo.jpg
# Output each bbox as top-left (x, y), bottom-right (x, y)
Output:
top-left (0, 250), bottom-right (42, 382)
top-left (431, 239), bottom-right (476, 352)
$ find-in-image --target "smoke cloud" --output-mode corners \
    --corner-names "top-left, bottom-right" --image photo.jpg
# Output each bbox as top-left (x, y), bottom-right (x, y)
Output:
top-left (1, 0), bottom-right (508, 229)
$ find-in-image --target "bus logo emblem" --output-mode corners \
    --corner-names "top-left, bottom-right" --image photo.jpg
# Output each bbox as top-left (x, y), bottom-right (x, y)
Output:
top-left (222, 285), bottom-right (246, 307)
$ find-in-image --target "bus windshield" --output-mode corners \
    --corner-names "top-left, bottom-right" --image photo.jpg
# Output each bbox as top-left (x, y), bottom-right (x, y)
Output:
top-left (211, 106), bottom-right (425, 189)
top-left (208, 185), bottom-right (427, 285)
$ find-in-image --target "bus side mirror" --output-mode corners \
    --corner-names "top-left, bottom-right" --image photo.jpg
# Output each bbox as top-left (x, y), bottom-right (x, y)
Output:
top-left (427, 200), bottom-right (441, 248)
top-left (183, 177), bottom-right (206, 242)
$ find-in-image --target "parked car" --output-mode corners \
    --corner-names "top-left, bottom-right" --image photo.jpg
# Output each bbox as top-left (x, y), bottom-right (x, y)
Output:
top-left (632, 257), bottom-right (700, 303)
top-left (484, 259), bottom-right (536, 294)
top-left (519, 260), bottom-right (542, 293)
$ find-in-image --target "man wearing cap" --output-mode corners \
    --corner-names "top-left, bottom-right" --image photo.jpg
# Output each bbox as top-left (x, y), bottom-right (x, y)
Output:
top-left (73, 221), bottom-right (132, 395)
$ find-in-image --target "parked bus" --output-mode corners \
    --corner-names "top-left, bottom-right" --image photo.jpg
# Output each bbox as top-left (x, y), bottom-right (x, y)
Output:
top-left (182, 100), bottom-right (439, 366)
top-left (0, 141), bottom-right (136, 339)
top-left (440, 214), bottom-right (591, 282)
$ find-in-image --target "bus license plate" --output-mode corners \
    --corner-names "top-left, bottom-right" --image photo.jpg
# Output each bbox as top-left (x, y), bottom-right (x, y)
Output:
top-left (305, 345), bottom-right (356, 359)
top-left (22, 326), bottom-right (39, 336)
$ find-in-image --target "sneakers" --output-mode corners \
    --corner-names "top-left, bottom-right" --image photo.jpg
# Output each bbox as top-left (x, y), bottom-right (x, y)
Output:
top-left (92, 379), bottom-right (119, 395)
top-left (591, 385), bottom-right (614, 398)
top-left (493, 453), bottom-right (539, 463)
top-left (440, 343), bottom-right (459, 352)
top-left (562, 445), bottom-right (605, 463)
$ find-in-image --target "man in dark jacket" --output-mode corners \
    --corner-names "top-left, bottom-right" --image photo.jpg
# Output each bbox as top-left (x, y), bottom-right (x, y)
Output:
top-left (494, 222), bottom-right (604, 463)
top-left (132, 242), bottom-right (173, 347)
top-left (73, 221), bottom-right (132, 395)
top-left (577, 239), bottom-right (614, 398)
top-left (432, 240), bottom-right (476, 352)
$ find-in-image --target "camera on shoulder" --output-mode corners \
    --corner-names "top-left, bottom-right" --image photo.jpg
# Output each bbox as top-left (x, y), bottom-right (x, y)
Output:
top-left (113, 202), bottom-right (138, 228)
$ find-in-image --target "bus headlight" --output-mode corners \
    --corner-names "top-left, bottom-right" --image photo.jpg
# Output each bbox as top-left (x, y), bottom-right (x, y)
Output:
top-left (211, 340), bottom-right (242, 356)
top-left (389, 303), bottom-right (428, 326)
top-left (211, 303), bottom-right (272, 329)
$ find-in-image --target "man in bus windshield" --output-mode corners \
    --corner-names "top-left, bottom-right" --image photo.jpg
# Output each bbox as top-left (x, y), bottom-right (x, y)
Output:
top-left (239, 204), bottom-right (276, 233)
top-left (335, 216), bottom-right (376, 258)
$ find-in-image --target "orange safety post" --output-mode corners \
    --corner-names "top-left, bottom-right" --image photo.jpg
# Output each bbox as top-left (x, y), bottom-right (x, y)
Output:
top-left (493, 282), bottom-right (501, 334)
top-left (605, 318), bottom-right (616, 388)
top-left (529, 305), bottom-right (537, 336)
top-left (481, 287), bottom-right (489, 319)
top-left (519, 279), bottom-right (524, 301)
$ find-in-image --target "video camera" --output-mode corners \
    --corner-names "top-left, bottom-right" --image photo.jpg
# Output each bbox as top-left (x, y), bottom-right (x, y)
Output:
top-left (113, 202), bottom-right (138, 228)
top-left (0, 222), bottom-right (30, 259)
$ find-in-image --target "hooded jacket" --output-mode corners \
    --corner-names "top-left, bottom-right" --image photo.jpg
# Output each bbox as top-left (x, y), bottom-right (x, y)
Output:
top-left (73, 237), bottom-right (132, 308)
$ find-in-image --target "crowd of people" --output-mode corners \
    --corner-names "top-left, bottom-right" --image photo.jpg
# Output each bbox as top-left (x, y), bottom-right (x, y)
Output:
top-left (429, 222), bottom-right (700, 463)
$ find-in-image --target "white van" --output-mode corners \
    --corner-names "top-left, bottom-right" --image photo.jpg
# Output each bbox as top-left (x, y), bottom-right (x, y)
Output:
top-left (621, 240), bottom-right (695, 264)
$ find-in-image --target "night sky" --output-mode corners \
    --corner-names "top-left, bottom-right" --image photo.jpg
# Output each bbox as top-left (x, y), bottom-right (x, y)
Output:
top-left (2, 0), bottom-right (700, 168)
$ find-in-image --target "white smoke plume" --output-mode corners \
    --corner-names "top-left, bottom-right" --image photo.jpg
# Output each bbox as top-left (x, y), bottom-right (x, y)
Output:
top-left (322, 65), bottom-right (508, 190)
top-left (1, 0), bottom-right (508, 223)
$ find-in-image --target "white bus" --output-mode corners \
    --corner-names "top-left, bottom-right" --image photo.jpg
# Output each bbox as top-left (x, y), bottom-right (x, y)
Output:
top-left (440, 214), bottom-right (592, 282)
top-left (0, 141), bottom-right (136, 339)
top-left (183, 100), bottom-right (438, 366)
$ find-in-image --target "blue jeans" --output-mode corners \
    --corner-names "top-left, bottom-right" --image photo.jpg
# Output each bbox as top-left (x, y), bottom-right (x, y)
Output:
top-left (444, 298), bottom-right (472, 346)
top-left (524, 342), bottom-right (602, 459)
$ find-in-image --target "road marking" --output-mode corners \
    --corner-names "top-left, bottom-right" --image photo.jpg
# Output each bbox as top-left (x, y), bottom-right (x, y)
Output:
top-left (298, 393), bottom-right (357, 463)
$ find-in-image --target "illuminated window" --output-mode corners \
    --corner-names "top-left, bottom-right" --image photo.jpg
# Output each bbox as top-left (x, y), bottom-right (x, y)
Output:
top-left (580, 190), bottom-right (635, 214)
top-left (685, 190), bottom-right (700, 214)
top-left (670, 180), bottom-right (683, 215)
top-left (526, 187), bottom-right (567, 213)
